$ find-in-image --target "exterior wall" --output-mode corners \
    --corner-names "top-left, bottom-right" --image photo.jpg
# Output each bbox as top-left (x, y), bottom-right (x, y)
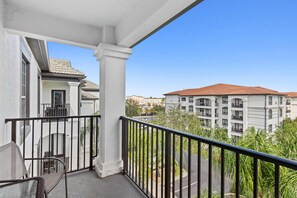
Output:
top-left (0, 32), bottom-right (41, 145)
top-left (165, 94), bottom-right (284, 137)
top-left (165, 95), bottom-right (179, 111)
top-left (42, 81), bottom-right (70, 104)
top-left (285, 97), bottom-right (297, 120)
top-left (81, 100), bottom-right (97, 115)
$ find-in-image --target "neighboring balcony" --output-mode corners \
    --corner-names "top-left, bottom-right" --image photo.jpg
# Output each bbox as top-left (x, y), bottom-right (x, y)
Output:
top-left (232, 115), bottom-right (243, 121)
top-left (232, 103), bottom-right (243, 108)
top-left (42, 103), bottom-right (70, 117)
top-left (198, 112), bottom-right (212, 117)
top-left (195, 98), bottom-right (211, 107)
top-left (286, 109), bottom-right (291, 113)
top-left (232, 127), bottom-right (244, 133)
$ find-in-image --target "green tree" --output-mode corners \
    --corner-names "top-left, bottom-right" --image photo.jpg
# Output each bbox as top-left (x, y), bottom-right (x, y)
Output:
top-left (151, 104), bottom-right (165, 115)
top-left (125, 98), bottom-right (139, 117)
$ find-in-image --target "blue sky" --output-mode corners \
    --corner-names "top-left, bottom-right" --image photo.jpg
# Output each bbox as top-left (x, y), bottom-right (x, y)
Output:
top-left (48, 0), bottom-right (297, 97)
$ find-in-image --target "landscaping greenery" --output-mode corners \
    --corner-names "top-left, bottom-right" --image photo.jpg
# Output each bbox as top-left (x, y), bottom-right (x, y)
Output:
top-left (151, 109), bottom-right (297, 197)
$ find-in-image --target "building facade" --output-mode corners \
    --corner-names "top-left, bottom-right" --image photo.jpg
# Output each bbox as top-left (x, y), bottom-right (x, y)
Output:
top-left (282, 92), bottom-right (297, 120)
top-left (165, 84), bottom-right (286, 137)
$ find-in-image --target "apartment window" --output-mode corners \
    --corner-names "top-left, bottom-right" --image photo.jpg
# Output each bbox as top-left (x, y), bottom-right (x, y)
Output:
top-left (280, 97), bottom-right (283, 105)
top-left (222, 107), bottom-right (228, 115)
top-left (181, 106), bottom-right (186, 111)
top-left (189, 105), bottom-right (193, 112)
top-left (21, 57), bottom-right (30, 118)
top-left (268, 124), bottom-right (272, 133)
top-left (222, 96), bottom-right (228, 104)
top-left (222, 119), bottom-right (228, 127)
top-left (181, 97), bottom-right (186, 102)
top-left (268, 109), bottom-right (272, 119)
top-left (280, 108), bottom-right (283, 117)
top-left (268, 96), bottom-right (272, 105)
top-left (189, 96), bottom-right (193, 103)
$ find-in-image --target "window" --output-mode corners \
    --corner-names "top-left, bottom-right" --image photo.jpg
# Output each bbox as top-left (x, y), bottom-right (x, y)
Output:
top-left (181, 97), bottom-right (186, 102)
top-left (189, 105), bottom-right (193, 112)
top-left (280, 97), bottom-right (283, 105)
top-left (268, 124), bottom-right (272, 133)
top-left (189, 96), bottom-right (193, 103)
top-left (222, 119), bottom-right (228, 127)
top-left (222, 107), bottom-right (228, 115)
top-left (280, 108), bottom-right (283, 117)
top-left (268, 96), bottom-right (272, 105)
top-left (52, 90), bottom-right (66, 105)
top-left (222, 96), bottom-right (228, 104)
top-left (268, 109), bottom-right (272, 119)
top-left (181, 106), bottom-right (186, 111)
top-left (21, 57), bottom-right (30, 118)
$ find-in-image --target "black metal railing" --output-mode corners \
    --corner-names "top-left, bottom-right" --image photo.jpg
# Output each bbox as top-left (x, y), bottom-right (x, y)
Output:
top-left (5, 115), bottom-right (100, 177)
top-left (232, 127), bottom-right (243, 133)
top-left (42, 103), bottom-right (70, 117)
top-left (232, 115), bottom-right (243, 121)
top-left (121, 116), bottom-right (297, 198)
top-left (198, 112), bottom-right (212, 117)
top-left (232, 103), bottom-right (243, 108)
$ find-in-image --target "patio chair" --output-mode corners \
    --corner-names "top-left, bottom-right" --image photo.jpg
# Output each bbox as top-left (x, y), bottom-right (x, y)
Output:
top-left (0, 142), bottom-right (68, 198)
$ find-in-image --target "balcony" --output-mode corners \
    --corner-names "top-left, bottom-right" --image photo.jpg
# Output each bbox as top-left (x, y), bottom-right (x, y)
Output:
top-left (232, 103), bottom-right (243, 108)
top-left (198, 112), bottom-right (212, 117)
top-left (42, 103), bottom-right (70, 117)
top-left (286, 109), bottom-right (291, 113)
top-left (232, 127), bottom-right (244, 133)
top-left (3, 115), bottom-right (297, 197)
top-left (232, 115), bottom-right (243, 121)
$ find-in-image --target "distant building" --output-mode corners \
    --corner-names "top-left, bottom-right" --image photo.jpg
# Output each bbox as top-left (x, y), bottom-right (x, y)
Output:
top-left (81, 80), bottom-right (100, 115)
top-left (164, 83), bottom-right (286, 138)
top-left (126, 95), bottom-right (164, 115)
top-left (282, 92), bottom-right (297, 120)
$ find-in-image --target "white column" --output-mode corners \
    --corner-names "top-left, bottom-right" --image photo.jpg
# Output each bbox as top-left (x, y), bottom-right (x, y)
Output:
top-left (94, 43), bottom-right (132, 178)
top-left (68, 82), bottom-right (80, 116)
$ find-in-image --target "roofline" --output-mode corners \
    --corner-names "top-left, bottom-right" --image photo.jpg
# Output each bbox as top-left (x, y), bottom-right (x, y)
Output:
top-left (42, 72), bottom-right (86, 80)
top-left (164, 93), bottom-right (286, 96)
top-left (81, 88), bottom-right (99, 92)
top-left (26, 37), bottom-right (49, 71)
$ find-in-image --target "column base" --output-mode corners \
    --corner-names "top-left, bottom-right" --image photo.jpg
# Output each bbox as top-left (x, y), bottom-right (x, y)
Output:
top-left (94, 157), bottom-right (123, 178)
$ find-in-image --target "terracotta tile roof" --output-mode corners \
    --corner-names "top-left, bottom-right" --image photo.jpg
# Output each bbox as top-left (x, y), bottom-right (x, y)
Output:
top-left (282, 92), bottom-right (297, 98)
top-left (164, 83), bottom-right (283, 96)
top-left (81, 90), bottom-right (98, 100)
top-left (49, 59), bottom-right (85, 77)
top-left (82, 80), bottom-right (99, 91)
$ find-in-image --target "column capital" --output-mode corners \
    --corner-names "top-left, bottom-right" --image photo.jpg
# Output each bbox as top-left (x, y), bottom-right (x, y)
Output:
top-left (68, 81), bottom-right (80, 86)
top-left (94, 43), bottom-right (132, 60)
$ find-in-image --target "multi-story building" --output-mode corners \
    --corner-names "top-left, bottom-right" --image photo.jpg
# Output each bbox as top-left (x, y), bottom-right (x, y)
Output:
top-left (165, 84), bottom-right (286, 137)
top-left (282, 92), bottom-right (297, 120)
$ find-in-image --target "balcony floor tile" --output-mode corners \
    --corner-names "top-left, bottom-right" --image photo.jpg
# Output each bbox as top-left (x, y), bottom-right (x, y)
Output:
top-left (49, 170), bottom-right (145, 198)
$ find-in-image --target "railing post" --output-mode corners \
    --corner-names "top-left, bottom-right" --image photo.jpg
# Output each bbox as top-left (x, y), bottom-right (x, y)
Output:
top-left (165, 132), bottom-right (171, 198)
top-left (11, 120), bottom-right (16, 143)
top-left (89, 117), bottom-right (94, 170)
top-left (122, 117), bottom-right (128, 174)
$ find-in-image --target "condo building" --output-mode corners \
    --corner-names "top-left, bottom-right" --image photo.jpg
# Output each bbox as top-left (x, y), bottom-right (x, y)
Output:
top-left (282, 92), bottom-right (297, 120)
top-left (165, 84), bottom-right (286, 137)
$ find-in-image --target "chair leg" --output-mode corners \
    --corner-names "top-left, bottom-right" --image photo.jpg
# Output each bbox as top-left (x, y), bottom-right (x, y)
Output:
top-left (44, 190), bottom-right (48, 198)
top-left (64, 172), bottom-right (68, 198)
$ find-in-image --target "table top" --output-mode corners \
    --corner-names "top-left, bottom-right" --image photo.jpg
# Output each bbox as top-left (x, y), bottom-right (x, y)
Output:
top-left (0, 177), bottom-right (45, 198)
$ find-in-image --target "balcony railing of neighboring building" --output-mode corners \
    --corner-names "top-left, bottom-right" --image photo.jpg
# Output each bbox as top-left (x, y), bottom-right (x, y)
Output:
top-left (5, 115), bottom-right (100, 176)
top-left (121, 117), bottom-right (297, 198)
top-left (232, 103), bottom-right (243, 108)
top-left (195, 101), bottom-right (211, 107)
top-left (198, 112), bottom-right (212, 117)
top-left (42, 103), bottom-right (70, 117)
top-left (286, 109), bottom-right (291, 113)
top-left (232, 127), bottom-right (244, 133)
top-left (286, 101), bottom-right (291, 105)
top-left (232, 115), bottom-right (243, 121)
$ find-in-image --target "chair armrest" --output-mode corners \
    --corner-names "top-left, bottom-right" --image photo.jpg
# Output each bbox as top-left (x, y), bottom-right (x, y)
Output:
top-left (24, 157), bottom-right (67, 172)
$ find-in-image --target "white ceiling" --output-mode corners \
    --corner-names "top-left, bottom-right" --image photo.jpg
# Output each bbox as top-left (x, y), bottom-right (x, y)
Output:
top-left (3, 0), bottom-right (202, 48)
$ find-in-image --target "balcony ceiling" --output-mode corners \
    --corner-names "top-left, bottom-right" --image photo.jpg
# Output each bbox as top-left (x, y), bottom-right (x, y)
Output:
top-left (3, 0), bottom-right (202, 49)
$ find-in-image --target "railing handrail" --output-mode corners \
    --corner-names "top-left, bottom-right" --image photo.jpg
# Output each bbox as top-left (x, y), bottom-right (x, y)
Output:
top-left (120, 116), bottom-right (297, 170)
top-left (5, 114), bottom-right (101, 123)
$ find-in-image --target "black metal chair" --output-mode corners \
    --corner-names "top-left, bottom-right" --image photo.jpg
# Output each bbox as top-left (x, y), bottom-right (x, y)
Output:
top-left (0, 142), bottom-right (68, 198)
